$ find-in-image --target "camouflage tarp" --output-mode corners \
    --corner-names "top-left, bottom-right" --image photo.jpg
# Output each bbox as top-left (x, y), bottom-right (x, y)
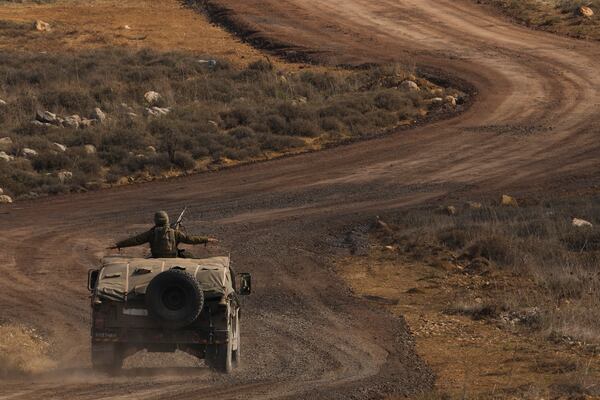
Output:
top-left (95, 256), bottom-right (233, 302)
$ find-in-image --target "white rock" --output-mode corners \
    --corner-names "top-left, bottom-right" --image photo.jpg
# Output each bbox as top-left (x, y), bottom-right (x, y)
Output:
top-left (445, 95), bottom-right (457, 107)
top-left (400, 80), bottom-right (420, 92)
top-left (197, 59), bottom-right (217, 68)
top-left (53, 142), bottom-right (67, 152)
top-left (145, 106), bottom-right (171, 117)
top-left (91, 108), bottom-right (107, 123)
top-left (22, 148), bottom-right (38, 157)
top-left (0, 151), bottom-right (13, 162)
top-left (34, 20), bottom-right (51, 32)
top-left (57, 171), bottom-right (73, 183)
top-left (0, 188), bottom-right (3, 194)
top-left (208, 120), bottom-right (219, 128)
top-left (579, 6), bottom-right (594, 18)
top-left (572, 218), bottom-right (593, 228)
top-left (79, 118), bottom-right (96, 128)
top-left (146, 145), bottom-right (157, 153)
top-left (83, 144), bottom-right (97, 155)
top-left (0, 99), bottom-right (6, 106)
top-left (0, 137), bottom-right (13, 151)
top-left (430, 97), bottom-right (444, 105)
top-left (0, 195), bottom-right (12, 204)
top-left (123, 25), bottom-right (132, 30)
top-left (144, 91), bottom-right (161, 105)
top-left (36, 110), bottom-right (57, 124)
top-left (63, 115), bottom-right (81, 129)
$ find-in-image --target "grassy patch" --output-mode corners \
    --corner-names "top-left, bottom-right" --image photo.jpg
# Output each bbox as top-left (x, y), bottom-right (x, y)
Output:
top-left (372, 196), bottom-right (600, 345)
top-left (478, 0), bottom-right (600, 40)
top-left (0, 48), bottom-right (463, 198)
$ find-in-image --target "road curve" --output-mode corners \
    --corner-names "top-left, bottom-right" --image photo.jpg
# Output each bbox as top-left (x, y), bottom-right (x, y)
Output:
top-left (1, 0), bottom-right (600, 398)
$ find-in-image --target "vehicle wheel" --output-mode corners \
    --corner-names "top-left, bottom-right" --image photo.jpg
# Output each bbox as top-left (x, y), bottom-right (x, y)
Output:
top-left (91, 343), bottom-right (123, 374)
top-left (145, 269), bottom-right (204, 329)
top-left (206, 316), bottom-right (233, 373)
top-left (232, 309), bottom-right (241, 366)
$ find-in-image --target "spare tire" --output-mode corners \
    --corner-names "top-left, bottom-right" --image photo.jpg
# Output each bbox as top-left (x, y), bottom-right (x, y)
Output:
top-left (145, 269), bottom-right (204, 329)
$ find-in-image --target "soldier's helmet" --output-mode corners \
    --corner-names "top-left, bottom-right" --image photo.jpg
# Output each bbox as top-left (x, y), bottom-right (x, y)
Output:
top-left (154, 211), bottom-right (170, 227)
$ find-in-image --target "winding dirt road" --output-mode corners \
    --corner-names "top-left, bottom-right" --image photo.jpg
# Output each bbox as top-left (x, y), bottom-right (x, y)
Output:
top-left (1, 0), bottom-right (600, 398)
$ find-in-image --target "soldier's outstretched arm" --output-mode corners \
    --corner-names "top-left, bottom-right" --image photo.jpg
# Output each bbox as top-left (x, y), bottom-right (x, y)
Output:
top-left (176, 231), bottom-right (218, 245)
top-left (115, 230), bottom-right (152, 249)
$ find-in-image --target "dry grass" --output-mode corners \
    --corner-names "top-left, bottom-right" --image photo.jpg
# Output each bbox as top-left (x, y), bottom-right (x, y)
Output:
top-left (0, 324), bottom-right (55, 376)
top-left (372, 196), bottom-right (600, 346)
top-left (478, 0), bottom-right (600, 40)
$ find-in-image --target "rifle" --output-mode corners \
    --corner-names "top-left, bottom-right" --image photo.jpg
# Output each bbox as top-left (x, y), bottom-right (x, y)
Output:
top-left (171, 207), bottom-right (188, 230)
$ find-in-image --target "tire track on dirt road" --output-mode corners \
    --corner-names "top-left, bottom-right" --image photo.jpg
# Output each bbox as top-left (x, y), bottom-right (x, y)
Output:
top-left (2, 0), bottom-right (600, 398)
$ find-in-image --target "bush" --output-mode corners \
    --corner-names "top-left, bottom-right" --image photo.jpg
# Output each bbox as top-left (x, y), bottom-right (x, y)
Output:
top-left (173, 152), bottom-right (195, 170)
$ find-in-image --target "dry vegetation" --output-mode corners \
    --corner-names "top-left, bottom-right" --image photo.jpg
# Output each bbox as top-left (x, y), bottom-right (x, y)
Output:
top-left (478, 0), bottom-right (600, 39)
top-left (372, 197), bottom-right (600, 345)
top-left (340, 196), bottom-right (600, 397)
top-left (0, 46), bottom-right (463, 199)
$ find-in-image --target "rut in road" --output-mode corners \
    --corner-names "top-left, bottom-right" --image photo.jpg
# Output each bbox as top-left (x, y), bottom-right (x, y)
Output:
top-left (2, 0), bottom-right (600, 398)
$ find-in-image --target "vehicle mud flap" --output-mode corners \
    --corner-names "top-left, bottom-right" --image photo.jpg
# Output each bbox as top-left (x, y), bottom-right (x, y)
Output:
top-left (205, 312), bottom-right (233, 373)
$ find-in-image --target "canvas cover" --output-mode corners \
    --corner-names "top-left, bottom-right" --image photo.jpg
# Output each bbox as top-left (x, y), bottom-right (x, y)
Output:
top-left (96, 256), bottom-right (233, 302)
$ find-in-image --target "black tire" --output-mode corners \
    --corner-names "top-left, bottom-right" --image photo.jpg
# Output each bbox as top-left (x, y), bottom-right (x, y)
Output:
top-left (232, 309), bottom-right (241, 366)
top-left (206, 314), bottom-right (233, 373)
top-left (91, 343), bottom-right (123, 374)
top-left (145, 269), bottom-right (204, 329)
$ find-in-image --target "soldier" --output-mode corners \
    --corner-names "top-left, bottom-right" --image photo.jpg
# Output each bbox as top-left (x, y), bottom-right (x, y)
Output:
top-left (110, 211), bottom-right (218, 258)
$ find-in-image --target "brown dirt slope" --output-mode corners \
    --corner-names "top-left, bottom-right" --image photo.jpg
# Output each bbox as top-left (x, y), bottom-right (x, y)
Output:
top-left (1, 0), bottom-right (600, 399)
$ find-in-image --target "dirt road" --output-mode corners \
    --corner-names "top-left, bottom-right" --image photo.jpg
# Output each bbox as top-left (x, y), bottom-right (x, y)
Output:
top-left (1, 0), bottom-right (600, 398)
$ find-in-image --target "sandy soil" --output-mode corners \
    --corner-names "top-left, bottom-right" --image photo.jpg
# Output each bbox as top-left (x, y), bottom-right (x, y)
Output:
top-left (0, 0), bottom-right (600, 398)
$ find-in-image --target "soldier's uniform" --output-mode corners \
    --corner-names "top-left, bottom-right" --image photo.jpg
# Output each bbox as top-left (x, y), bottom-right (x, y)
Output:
top-left (116, 211), bottom-right (210, 258)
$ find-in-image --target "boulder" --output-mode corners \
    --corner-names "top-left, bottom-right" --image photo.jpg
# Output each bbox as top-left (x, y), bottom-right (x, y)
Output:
top-left (400, 80), bottom-right (420, 92)
top-left (91, 108), bottom-right (107, 123)
top-left (22, 148), bottom-right (38, 158)
top-left (501, 194), bottom-right (518, 207)
top-left (579, 6), bottom-right (594, 18)
top-left (0, 194), bottom-right (13, 204)
top-left (0, 137), bottom-right (13, 151)
top-left (57, 171), bottom-right (73, 183)
top-left (572, 218), bottom-right (593, 228)
top-left (62, 114), bottom-right (81, 129)
top-left (144, 91), bottom-right (161, 105)
top-left (34, 20), bottom-right (51, 32)
top-left (83, 144), bottom-right (97, 155)
top-left (53, 142), bottom-right (67, 152)
top-left (36, 110), bottom-right (57, 124)
top-left (0, 151), bottom-right (13, 162)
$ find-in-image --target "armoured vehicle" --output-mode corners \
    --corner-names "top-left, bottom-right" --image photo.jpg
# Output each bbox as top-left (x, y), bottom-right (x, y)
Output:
top-left (87, 255), bottom-right (251, 373)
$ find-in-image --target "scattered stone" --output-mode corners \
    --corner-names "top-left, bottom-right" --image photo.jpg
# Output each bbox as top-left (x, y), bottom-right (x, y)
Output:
top-left (197, 59), bottom-right (217, 68)
top-left (444, 205), bottom-right (458, 216)
top-left (62, 114), bottom-right (81, 129)
top-left (501, 194), bottom-right (519, 207)
top-left (79, 118), bottom-right (95, 128)
top-left (400, 80), bottom-right (420, 92)
top-left (445, 95), bottom-right (457, 107)
top-left (34, 20), bottom-right (51, 32)
top-left (91, 108), bottom-right (107, 124)
top-left (0, 137), bottom-right (13, 151)
top-left (83, 144), bottom-right (97, 155)
top-left (208, 120), bottom-right (218, 128)
top-left (36, 110), bottom-right (57, 124)
top-left (0, 151), bottom-right (13, 162)
top-left (579, 6), bottom-right (594, 18)
top-left (22, 148), bottom-right (38, 158)
top-left (123, 25), bottom-right (132, 30)
top-left (146, 145), bottom-right (157, 153)
top-left (572, 218), bottom-right (593, 228)
top-left (0, 194), bottom-right (13, 204)
top-left (57, 171), bottom-right (73, 183)
top-left (466, 201), bottom-right (482, 210)
top-left (145, 106), bottom-right (171, 117)
top-left (52, 142), bottom-right (67, 152)
top-left (0, 99), bottom-right (6, 106)
top-left (430, 97), bottom-right (444, 105)
top-left (144, 91), bottom-right (161, 105)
